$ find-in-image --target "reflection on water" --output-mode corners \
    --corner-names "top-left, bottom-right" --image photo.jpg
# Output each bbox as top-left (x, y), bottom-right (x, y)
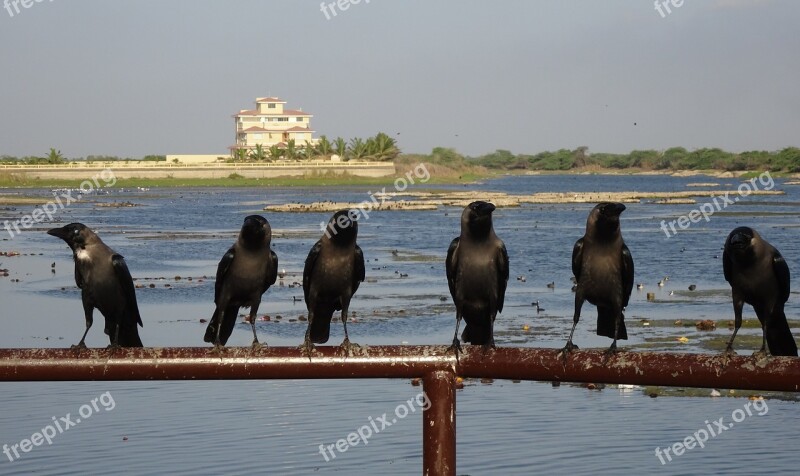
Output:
top-left (1, 175), bottom-right (798, 474)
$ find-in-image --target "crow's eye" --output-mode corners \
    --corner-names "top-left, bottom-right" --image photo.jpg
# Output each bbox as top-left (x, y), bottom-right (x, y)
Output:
top-left (72, 228), bottom-right (79, 235)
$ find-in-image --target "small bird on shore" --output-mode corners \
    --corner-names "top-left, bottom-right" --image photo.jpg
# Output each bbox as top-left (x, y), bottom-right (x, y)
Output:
top-left (562, 202), bottom-right (634, 358)
top-left (204, 215), bottom-right (278, 349)
top-left (722, 227), bottom-right (797, 357)
top-left (446, 201), bottom-right (508, 355)
top-left (47, 223), bottom-right (143, 348)
top-left (302, 209), bottom-right (365, 356)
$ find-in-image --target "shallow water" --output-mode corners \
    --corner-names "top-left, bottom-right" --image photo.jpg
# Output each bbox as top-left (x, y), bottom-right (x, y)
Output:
top-left (1, 174), bottom-right (798, 475)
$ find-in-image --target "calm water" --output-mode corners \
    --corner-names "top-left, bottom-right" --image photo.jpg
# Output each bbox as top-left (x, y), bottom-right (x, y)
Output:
top-left (1, 174), bottom-right (799, 475)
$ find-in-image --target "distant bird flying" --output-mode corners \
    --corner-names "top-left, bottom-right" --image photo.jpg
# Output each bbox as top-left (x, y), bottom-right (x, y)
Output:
top-left (204, 215), bottom-right (278, 348)
top-left (722, 227), bottom-right (797, 357)
top-left (562, 202), bottom-right (634, 357)
top-left (47, 223), bottom-right (143, 348)
top-left (302, 210), bottom-right (365, 355)
top-left (446, 201), bottom-right (509, 354)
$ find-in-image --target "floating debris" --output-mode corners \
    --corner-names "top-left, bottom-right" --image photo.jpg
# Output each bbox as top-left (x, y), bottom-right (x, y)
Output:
top-left (695, 320), bottom-right (716, 331)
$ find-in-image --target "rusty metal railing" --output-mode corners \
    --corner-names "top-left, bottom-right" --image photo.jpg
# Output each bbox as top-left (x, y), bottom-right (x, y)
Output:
top-left (1, 346), bottom-right (799, 475)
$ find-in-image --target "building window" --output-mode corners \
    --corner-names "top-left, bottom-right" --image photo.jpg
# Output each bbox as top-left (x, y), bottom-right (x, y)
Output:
top-left (278, 117), bottom-right (288, 122)
top-left (268, 104), bottom-right (276, 109)
top-left (296, 117), bottom-right (304, 122)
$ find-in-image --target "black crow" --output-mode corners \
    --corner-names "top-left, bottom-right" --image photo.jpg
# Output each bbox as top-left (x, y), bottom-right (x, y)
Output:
top-left (204, 215), bottom-right (278, 348)
top-left (723, 227), bottom-right (797, 357)
top-left (562, 202), bottom-right (634, 357)
top-left (301, 209), bottom-right (365, 355)
top-left (446, 201), bottom-right (509, 354)
top-left (47, 223), bottom-right (143, 348)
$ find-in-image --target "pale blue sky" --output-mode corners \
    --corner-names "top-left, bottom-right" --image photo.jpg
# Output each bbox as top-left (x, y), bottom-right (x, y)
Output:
top-left (0, 0), bottom-right (798, 158)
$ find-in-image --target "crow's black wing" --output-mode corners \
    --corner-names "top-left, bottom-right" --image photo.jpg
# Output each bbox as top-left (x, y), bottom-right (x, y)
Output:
top-left (445, 237), bottom-right (460, 300)
top-left (621, 244), bottom-right (634, 308)
top-left (264, 250), bottom-right (279, 290)
top-left (215, 247), bottom-right (235, 305)
top-left (303, 240), bottom-right (322, 303)
top-left (496, 241), bottom-right (509, 313)
top-left (352, 244), bottom-right (365, 295)
top-left (774, 251), bottom-right (790, 303)
top-left (111, 254), bottom-right (142, 327)
top-left (571, 238), bottom-right (584, 281)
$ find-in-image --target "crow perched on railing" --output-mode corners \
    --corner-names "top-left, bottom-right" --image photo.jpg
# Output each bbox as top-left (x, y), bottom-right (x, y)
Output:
top-left (723, 226), bottom-right (797, 357)
top-left (301, 209), bottom-right (365, 356)
top-left (446, 201), bottom-right (509, 356)
top-left (204, 215), bottom-right (278, 349)
top-left (562, 202), bottom-right (634, 358)
top-left (47, 223), bottom-right (143, 348)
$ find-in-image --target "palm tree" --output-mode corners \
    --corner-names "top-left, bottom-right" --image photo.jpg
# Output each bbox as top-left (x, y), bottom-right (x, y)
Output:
top-left (234, 148), bottom-right (249, 162)
top-left (249, 144), bottom-right (267, 162)
top-left (348, 138), bottom-right (368, 161)
top-left (334, 137), bottom-right (347, 159)
top-left (285, 139), bottom-right (297, 160)
top-left (302, 141), bottom-right (317, 160)
top-left (372, 132), bottom-right (400, 161)
top-left (317, 135), bottom-right (333, 156)
top-left (269, 145), bottom-right (284, 161)
top-left (46, 148), bottom-right (65, 164)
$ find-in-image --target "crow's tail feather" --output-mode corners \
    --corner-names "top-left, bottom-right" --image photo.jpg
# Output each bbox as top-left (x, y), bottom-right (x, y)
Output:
top-left (308, 306), bottom-right (335, 344)
top-left (596, 307), bottom-right (627, 340)
top-left (766, 310), bottom-right (798, 356)
top-left (203, 305), bottom-right (239, 346)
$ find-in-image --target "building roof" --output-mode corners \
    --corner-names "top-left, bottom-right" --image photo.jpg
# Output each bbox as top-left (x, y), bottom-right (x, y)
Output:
top-left (240, 126), bottom-right (315, 133)
top-left (256, 97), bottom-right (286, 103)
top-left (283, 109), bottom-right (312, 116)
top-left (234, 109), bottom-right (313, 117)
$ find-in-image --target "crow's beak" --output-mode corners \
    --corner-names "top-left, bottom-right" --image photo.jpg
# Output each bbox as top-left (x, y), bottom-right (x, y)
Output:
top-left (47, 227), bottom-right (66, 239)
top-left (478, 202), bottom-right (496, 214)
top-left (730, 232), bottom-right (750, 248)
top-left (612, 203), bottom-right (627, 215)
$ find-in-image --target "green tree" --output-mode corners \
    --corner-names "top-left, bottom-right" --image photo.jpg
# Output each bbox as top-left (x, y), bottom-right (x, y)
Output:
top-left (316, 135), bottom-right (333, 156)
top-left (234, 148), bottom-right (249, 162)
top-left (285, 139), bottom-right (297, 160)
top-left (662, 147), bottom-right (687, 169)
top-left (269, 145), bottom-right (284, 161)
top-left (46, 148), bottom-right (65, 164)
top-left (302, 141), bottom-right (317, 160)
top-left (370, 132), bottom-right (400, 161)
top-left (334, 137), bottom-right (347, 159)
top-left (627, 150), bottom-right (660, 168)
top-left (775, 147), bottom-right (800, 172)
top-left (249, 144), bottom-right (267, 161)
top-left (348, 138), bottom-right (368, 160)
top-left (572, 146), bottom-right (589, 168)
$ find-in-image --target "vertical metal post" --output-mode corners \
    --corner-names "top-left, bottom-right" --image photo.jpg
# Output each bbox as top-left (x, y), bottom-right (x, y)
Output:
top-left (423, 370), bottom-right (456, 476)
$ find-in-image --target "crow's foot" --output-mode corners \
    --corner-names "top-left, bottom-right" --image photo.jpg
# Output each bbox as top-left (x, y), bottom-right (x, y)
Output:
top-left (558, 341), bottom-right (579, 362)
top-left (447, 338), bottom-right (462, 360)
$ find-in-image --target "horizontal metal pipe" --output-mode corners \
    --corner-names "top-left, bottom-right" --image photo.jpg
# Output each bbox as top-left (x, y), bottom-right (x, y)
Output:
top-left (0, 346), bottom-right (798, 391)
